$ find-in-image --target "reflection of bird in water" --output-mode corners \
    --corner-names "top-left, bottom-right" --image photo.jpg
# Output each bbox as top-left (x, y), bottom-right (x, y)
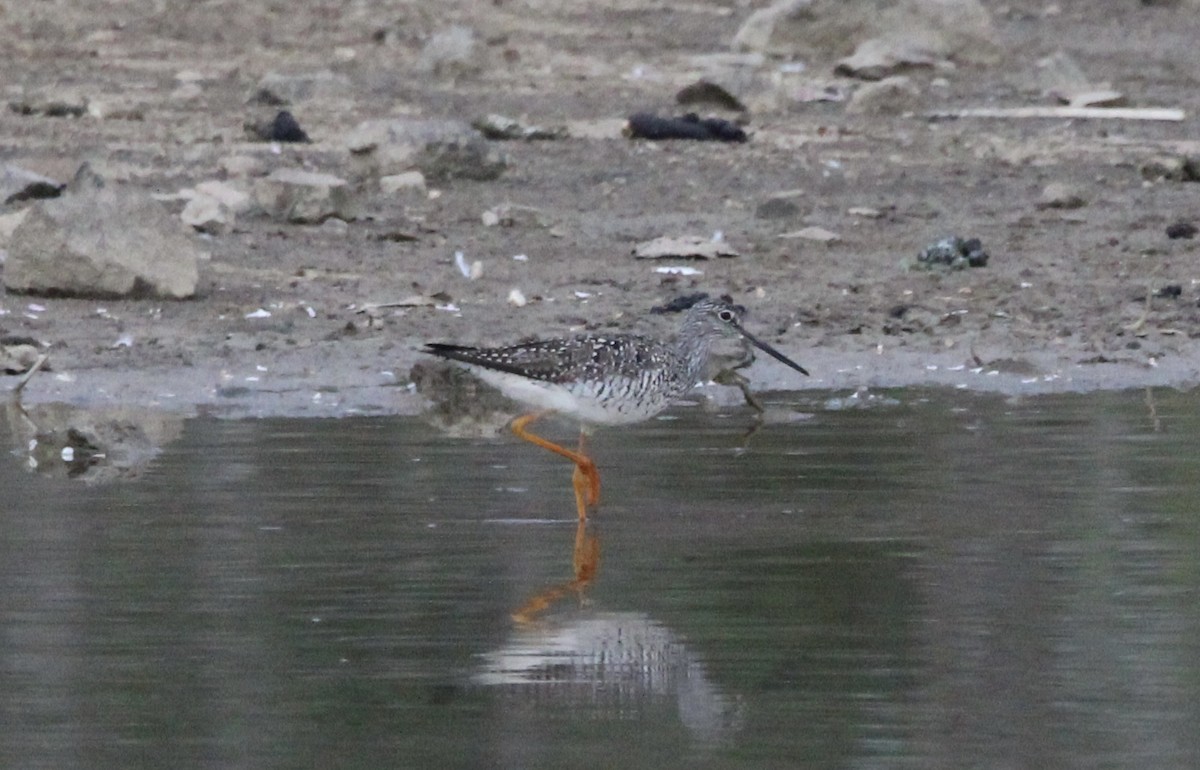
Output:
top-left (474, 611), bottom-right (743, 747)
top-left (423, 297), bottom-right (807, 520)
top-left (477, 516), bottom-right (741, 747)
top-left (510, 520), bottom-right (600, 625)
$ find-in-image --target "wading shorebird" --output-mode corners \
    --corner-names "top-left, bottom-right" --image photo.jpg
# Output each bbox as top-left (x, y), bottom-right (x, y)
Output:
top-left (422, 297), bottom-right (808, 520)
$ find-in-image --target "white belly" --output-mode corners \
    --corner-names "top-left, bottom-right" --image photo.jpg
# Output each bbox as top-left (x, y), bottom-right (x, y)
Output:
top-left (469, 366), bottom-right (671, 426)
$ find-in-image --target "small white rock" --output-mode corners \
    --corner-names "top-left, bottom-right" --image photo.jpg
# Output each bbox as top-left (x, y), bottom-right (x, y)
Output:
top-left (507, 288), bottom-right (527, 307)
top-left (379, 171), bottom-right (427, 195)
top-left (169, 82), bottom-right (204, 101)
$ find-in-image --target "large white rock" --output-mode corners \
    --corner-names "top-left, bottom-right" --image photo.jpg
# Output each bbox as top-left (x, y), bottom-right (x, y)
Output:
top-left (5, 167), bottom-right (201, 299)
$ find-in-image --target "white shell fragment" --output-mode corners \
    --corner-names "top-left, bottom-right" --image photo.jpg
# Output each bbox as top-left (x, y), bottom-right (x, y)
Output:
top-left (653, 265), bottom-right (704, 276)
top-left (454, 250), bottom-right (483, 280)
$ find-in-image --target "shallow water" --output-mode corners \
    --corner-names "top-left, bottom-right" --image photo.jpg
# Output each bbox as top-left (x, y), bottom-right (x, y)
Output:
top-left (2, 388), bottom-right (1199, 769)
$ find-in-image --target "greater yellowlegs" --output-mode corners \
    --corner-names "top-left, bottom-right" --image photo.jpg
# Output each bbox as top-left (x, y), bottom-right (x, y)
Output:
top-left (422, 297), bottom-right (808, 519)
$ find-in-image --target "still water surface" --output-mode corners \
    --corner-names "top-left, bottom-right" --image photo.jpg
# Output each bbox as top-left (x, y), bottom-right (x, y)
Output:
top-left (2, 389), bottom-right (1199, 769)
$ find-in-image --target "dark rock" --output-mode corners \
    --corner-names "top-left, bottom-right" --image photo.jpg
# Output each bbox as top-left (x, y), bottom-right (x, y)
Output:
top-left (676, 81), bottom-right (747, 112)
top-left (626, 113), bottom-right (748, 143)
top-left (2, 164), bottom-right (66, 205)
top-left (245, 110), bottom-right (311, 142)
top-left (268, 111), bottom-right (310, 142)
top-left (1166, 221), bottom-right (1197, 239)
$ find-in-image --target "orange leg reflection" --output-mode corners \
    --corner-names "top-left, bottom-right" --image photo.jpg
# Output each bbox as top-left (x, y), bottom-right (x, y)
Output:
top-left (511, 412), bottom-right (601, 521)
top-left (511, 519), bottom-right (601, 625)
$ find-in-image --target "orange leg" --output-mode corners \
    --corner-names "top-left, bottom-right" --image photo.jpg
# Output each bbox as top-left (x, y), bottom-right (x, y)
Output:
top-left (511, 518), bottom-right (601, 624)
top-left (511, 412), bottom-right (600, 520)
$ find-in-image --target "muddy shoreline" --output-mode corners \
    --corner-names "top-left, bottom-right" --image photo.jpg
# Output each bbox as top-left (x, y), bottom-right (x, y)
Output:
top-left (3, 1), bottom-right (1200, 419)
top-left (11, 342), bottom-right (1199, 420)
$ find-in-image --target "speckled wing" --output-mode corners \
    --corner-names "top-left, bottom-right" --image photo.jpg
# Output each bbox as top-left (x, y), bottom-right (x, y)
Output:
top-left (423, 335), bottom-right (671, 386)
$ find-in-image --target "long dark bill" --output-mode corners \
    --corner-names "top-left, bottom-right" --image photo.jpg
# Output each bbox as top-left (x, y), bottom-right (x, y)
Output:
top-left (737, 326), bottom-right (810, 377)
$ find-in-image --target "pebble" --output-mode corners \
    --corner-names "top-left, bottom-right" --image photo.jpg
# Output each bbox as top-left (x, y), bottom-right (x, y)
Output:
top-left (253, 168), bottom-right (357, 224)
top-left (267, 111), bottom-right (310, 143)
top-left (472, 114), bottom-right (567, 140)
top-left (1037, 182), bottom-right (1086, 209)
top-left (915, 236), bottom-right (989, 270)
top-left (2, 163), bottom-right (66, 204)
top-left (168, 83), bottom-right (204, 102)
top-left (219, 155), bottom-right (267, 178)
top-left (1140, 155), bottom-right (1200, 182)
top-left (675, 80), bottom-right (746, 112)
top-left (779, 226), bottom-right (841, 243)
top-left (633, 235), bottom-right (740, 260)
top-left (1166, 222), bottom-right (1197, 239)
top-left (346, 119), bottom-right (507, 181)
top-left (845, 76), bottom-right (921, 115)
top-left (379, 171), bottom-right (427, 195)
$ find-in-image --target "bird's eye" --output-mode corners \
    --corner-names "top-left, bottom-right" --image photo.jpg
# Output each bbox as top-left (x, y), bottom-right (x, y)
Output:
top-left (718, 310), bottom-right (735, 322)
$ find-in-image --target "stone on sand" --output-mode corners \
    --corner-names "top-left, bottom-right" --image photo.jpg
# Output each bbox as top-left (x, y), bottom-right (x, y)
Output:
top-left (846, 75), bottom-right (921, 114)
top-left (380, 171), bottom-right (427, 196)
top-left (4, 166), bottom-right (202, 299)
top-left (2, 163), bottom-right (65, 205)
top-left (345, 119), bottom-right (507, 181)
top-left (180, 180), bottom-right (253, 234)
top-left (253, 168), bottom-right (357, 224)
